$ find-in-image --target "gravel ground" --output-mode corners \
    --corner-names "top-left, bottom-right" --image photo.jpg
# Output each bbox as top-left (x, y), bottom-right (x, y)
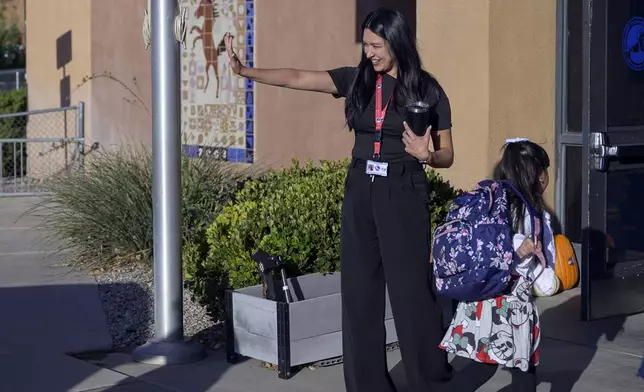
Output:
top-left (95, 264), bottom-right (224, 350)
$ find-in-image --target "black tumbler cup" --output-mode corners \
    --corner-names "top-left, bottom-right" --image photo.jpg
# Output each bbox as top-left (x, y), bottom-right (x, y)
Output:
top-left (406, 101), bottom-right (430, 136)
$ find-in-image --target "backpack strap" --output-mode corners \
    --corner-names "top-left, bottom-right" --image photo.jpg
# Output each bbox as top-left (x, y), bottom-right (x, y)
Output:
top-left (499, 181), bottom-right (547, 270)
top-left (501, 181), bottom-right (549, 299)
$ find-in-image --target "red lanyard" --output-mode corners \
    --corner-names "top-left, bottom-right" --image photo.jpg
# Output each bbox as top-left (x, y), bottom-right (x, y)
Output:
top-left (374, 74), bottom-right (392, 160)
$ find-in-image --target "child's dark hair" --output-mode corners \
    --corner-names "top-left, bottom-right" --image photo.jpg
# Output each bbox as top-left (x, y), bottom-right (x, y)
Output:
top-left (495, 141), bottom-right (550, 233)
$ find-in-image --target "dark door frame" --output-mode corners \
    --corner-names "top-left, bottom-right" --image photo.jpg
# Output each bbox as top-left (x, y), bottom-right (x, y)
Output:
top-left (580, 0), bottom-right (644, 321)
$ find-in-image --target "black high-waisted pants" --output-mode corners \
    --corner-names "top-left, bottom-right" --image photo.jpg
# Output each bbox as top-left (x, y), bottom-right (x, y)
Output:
top-left (341, 159), bottom-right (453, 392)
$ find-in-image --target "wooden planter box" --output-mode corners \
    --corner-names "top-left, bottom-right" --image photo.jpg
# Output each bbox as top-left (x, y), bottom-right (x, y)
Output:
top-left (225, 272), bottom-right (398, 379)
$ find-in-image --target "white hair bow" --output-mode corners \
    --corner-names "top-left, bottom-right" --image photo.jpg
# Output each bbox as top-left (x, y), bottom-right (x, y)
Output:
top-left (505, 138), bottom-right (530, 145)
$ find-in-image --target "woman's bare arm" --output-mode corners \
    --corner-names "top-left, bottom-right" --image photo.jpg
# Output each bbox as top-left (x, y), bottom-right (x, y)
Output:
top-left (402, 125), bottom-right (455, 168)
top-left (225, 33), bottom-right (337, 94)
top-left (238, 67), bottom-right (338, 94)
top-left (429, 129), bottom-right (454, 168)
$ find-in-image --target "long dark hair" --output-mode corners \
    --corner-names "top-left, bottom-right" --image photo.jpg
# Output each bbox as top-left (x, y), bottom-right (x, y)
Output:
top-left (345, 8), bottom-right (437, 130)
top-left (496, 141), bottom-right (550, 233)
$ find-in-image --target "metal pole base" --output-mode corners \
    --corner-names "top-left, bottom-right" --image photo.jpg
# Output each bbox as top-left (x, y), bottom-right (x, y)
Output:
top-left (133, 339), bottom-right (207, 365)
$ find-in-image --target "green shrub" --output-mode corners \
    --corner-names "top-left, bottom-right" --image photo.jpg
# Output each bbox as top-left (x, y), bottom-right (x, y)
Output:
top-left (26, 145), bottom-right (251, 271)
top-left (426, 169), bottom-right (463, 234)
top-left (189, 159), bottom-right (461, 315)
top-left (189, 159), bottom-right (348, 309)
top-left (0, 88), bottom-right (27, 176)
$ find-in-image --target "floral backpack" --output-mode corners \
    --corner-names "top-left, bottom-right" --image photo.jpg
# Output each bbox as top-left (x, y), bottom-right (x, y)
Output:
top-left (432, 180), bottom-right (546, 301)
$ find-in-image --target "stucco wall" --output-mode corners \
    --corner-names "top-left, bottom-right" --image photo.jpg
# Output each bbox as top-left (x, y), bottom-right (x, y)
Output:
top-left (25, 0), bottom-right (91, 112)
top-left (417, 0), bottom-right (491, 191)
top-left (253, 0), bottom-right (358, 167)
top-left (25, 0), bottom-right (151, 171)
top-left (26, 0), bottom-right (360, 169)
top-left (417, 0), bottom-right (557, 205)
top-left (25, 0), bottom-right (92, 177)
top-left (24, 0), bottom-right (558, 201)
top-left (90, 0), bottom-right (152, 150)
top-left (488, 0), bottom-right (557, 205)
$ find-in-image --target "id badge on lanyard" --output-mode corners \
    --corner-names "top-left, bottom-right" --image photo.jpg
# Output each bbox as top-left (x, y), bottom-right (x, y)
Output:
top-left (366, 74), bottom-right (392, 179)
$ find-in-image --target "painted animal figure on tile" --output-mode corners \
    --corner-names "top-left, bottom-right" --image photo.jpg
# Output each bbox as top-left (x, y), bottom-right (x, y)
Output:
top-left (190, 0), bottom-right (227, 97)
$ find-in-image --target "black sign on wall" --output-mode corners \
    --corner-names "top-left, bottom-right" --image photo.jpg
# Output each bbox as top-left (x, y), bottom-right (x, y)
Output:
top-left (355, 0), bottom-right (417, 43)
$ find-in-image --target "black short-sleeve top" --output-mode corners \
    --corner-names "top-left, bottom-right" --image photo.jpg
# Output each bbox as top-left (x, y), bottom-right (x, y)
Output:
top-left (327, 66), bottom-right (452, 163)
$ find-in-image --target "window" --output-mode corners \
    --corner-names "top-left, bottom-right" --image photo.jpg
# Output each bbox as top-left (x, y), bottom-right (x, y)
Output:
top-left (355, 0), bottom-right (417, 42)
top-left (557, 0), bottom-right (583, 242)
top-left (564, 146), bottom-right (582, 242)
top-left (566, 0), bottom-right (583, 133)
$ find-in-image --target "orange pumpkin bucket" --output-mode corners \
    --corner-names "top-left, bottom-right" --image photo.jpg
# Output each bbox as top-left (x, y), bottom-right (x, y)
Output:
top-left (554, 234), bottom-right (580, 290)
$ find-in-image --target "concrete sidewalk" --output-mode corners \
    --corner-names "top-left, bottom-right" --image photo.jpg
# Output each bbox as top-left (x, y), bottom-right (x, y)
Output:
top-left (69, 290), bottom-right (644, 392)
top-left (1, 196), bottom-right (643, 391)
top-left (72, 333), bottom-right (644, 392)
top-left (0, 197), bottom-right (122, 392)
top-left (0, 197), bottom-right (113, 354)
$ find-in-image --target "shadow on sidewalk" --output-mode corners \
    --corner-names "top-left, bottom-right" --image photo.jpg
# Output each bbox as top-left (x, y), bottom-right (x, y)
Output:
top-left (2, 284), bottom-right (637, 391)
top-left (536, 294), bottom-right (627, 392)
top-left (387, 293), bottom-right (630, 392)
top-left (0, 282), bottom-right (231, 392)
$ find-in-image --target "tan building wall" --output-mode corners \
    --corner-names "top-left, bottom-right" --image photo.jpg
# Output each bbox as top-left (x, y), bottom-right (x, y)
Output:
top-left (417, 0), bottom-right (491, 191)
top-left (90, 0), bottom-right (151, 149)
top-left (25, 0), bottom-right (154, 152)
top-left (25, 0), bottom-right (91, 113)
top-left (25, 0), bottom-right (150, 176)
top-left (418, 0), bottom-right (557, 206)
top-left (489, 0), bottom-right (557, 207)
top-left (24, 0), bottom-right (558, 205)
top-left (26, 0), bottom-right (358, 169)
top-left (254, 0), bottom-right (358, 167)
top-left (25, 0), bottom-right (92, 177)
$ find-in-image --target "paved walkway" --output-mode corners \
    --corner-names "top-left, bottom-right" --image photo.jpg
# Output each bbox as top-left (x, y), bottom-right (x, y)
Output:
top-left (1, 197), bottom-right (643, 391)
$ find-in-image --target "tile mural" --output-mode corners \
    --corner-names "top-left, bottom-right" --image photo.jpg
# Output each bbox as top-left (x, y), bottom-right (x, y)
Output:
top-left (180, 0), bottom-right (254, 163)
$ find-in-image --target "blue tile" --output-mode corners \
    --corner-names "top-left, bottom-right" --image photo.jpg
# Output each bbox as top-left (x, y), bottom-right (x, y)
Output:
top-left (182, 145), bottom-right (199, 158)
top-left (227, 148), bottom-right (246, 163)
top-left (242, 1), bottom-right (254, 165)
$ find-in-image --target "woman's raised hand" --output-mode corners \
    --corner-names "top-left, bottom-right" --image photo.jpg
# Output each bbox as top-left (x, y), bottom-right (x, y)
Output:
top-left (224, 32), bottom-right (243, 75)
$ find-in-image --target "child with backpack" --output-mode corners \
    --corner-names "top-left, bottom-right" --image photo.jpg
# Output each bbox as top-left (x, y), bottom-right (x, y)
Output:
top-left (433, 139), bottom-right (559, 391)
